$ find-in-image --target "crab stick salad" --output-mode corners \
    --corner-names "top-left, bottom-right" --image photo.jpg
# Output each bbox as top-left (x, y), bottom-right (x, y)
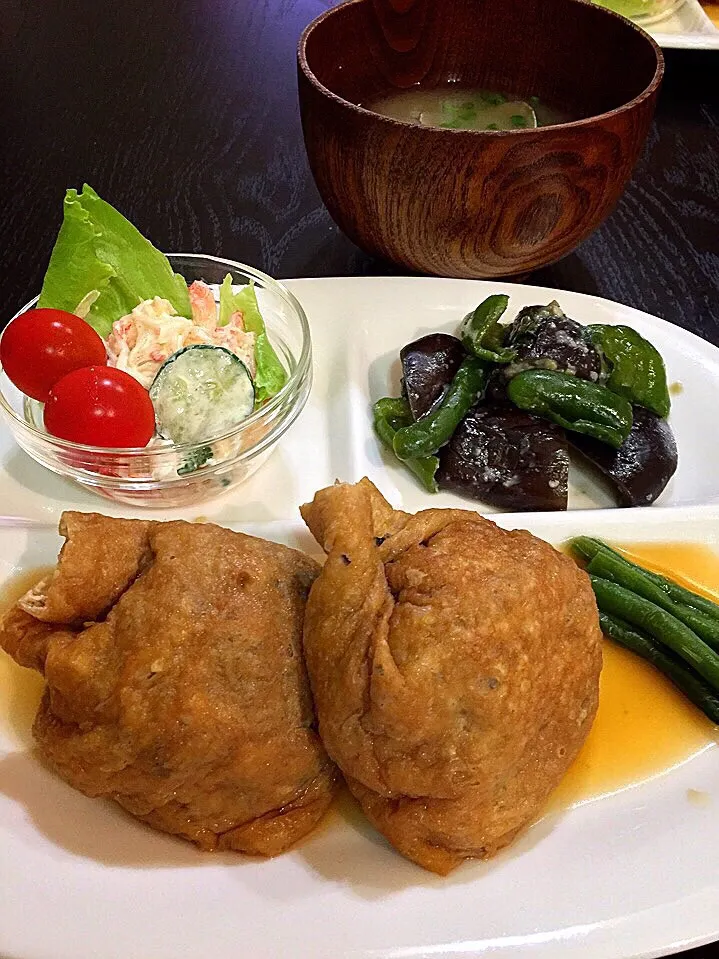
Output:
top-left (0, 185), bottom-right (287, 463)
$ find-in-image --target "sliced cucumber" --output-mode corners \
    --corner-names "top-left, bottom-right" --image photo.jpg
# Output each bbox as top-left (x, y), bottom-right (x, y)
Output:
top-left (149, 345), bottom-right (255, 445)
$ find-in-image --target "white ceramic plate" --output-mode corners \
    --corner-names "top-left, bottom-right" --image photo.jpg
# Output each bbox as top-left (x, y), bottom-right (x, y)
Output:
top-left (2, 276), bottom-right (719, 524)
top-left (2, 276), bottom-right (719, 959)
top-left (647, 0), bottom-right (719, 49)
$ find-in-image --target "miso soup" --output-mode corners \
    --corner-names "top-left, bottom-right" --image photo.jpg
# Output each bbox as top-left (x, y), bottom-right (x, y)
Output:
top-left (368, 87), bottom-right (573, 132)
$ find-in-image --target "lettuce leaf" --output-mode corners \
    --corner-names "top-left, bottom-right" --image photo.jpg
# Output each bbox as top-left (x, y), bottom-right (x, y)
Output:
top-left (219, 274), bottom-right (288, 404)
top-left (38, 184), bottom-right (191, 338)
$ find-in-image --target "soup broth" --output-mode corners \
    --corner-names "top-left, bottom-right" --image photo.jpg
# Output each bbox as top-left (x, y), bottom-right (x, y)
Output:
top-left (369, 86), bottom-right (573, 132)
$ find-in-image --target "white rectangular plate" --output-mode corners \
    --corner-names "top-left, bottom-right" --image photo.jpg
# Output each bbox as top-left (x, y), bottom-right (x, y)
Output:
top-left (2, 276), bottom-right (719, 959)
top-left (2, 276), bottom-right (719, 524)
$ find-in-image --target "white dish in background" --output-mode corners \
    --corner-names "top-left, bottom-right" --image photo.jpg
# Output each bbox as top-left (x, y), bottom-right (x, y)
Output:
top-left (2, 276), bottom-right (719, 959)
top-left (647, 0), bottom-right (719, 48)
top-left (1, 276), bottom-right (719, 524)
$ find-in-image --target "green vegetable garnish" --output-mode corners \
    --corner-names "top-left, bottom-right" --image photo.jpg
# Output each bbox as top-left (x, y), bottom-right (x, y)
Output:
top-left (392, 356), bottom-right (487, 460)
top-left (507, 369), bottom-right (633, 448)
top-left (459, 294), bottom-right (515, 363)
top-left (574, 537), bottom-right (719, 624)
top-left (486, 123), bottom-right (499, 131)
top-left (218, 274), bottom-right (287, 404)
top-left (589, 575), bottom-right (719, 691)
top-left (38, 184), bottom-right (191, 338)
top-left (510, 115), bottom-right (528, 128)
top-left (598, 612), bottom-right (719, 724)
top-left (178, 445), bottom-right (213, 476)
top-left (440, 99), bottom-right (478, 129)
top-left (372, 397), bottom-right (439, 493)
top-left (586, 324), bottom-right (670, 418)
top-left (481, 92), bottom-right (507, 106)
top-left (570, 535), bottom-right (719, 724)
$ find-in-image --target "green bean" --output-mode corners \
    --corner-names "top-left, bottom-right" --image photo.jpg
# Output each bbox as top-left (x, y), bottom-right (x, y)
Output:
top-left (392, 357), bottom-right (487, 460)
top-left (589, 575), bottom-right (719, 691)
top-left (587, 549), bottom-right (719, 652)
top-left (459, 295), bottom-right (516, 364)
top-left (572, 536), bottom-right (719, 623)
top-left (599, 612), bottom-right (719, 724)
top-left (507, 369), bottom-right (633, 448)
top-left (372, 397), bottom-right (439, 493)
top-left (586, 324), bottom-right (670, 419)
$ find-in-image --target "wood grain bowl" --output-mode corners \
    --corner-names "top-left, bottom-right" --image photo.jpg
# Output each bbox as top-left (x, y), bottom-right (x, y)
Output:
top-left (297, 0), bottom-right (663, 279)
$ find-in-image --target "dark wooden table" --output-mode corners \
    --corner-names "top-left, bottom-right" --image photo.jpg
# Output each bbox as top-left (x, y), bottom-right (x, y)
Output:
top-left (1, 1), bottom-right (718, 956)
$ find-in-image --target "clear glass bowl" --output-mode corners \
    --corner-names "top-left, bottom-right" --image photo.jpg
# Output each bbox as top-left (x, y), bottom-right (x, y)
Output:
top-left (0, 254), bottom-right (312, 508)
top-left (591, 0), bottom-right (685, 25)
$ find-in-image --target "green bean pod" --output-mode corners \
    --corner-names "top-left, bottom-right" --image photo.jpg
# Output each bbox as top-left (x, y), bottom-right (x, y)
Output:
top-left (372, 397), bottom-right (439, 493)
top-left (572, 536), bottom-right (719, 624)
top-left (599, 612), bottom-right (719, 724)
top-left (459, 295), bottom-right (516, 364)
top-left (587, 549), bottom-right (719, 652)
top-left (507, 369), bottom-right (633, 448)
top-left (586, 324), bottom-right (670, 419)
top-left (589, 574), bottom-right (719, 691)
top-left (392, 357), bottom-right (487, 460)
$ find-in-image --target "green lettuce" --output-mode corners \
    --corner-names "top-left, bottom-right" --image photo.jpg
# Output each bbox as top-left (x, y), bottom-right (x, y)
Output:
top-left (38, 184), bottom-right (191, 338)
top-left (219, 274), bottom-right (288, 404)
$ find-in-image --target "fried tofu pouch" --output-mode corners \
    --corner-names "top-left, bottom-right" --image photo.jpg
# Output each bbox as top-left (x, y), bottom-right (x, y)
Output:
top-left (301, 478), bottom-right (602, 875)
top-left (0, 512), bottom-right (339, 855)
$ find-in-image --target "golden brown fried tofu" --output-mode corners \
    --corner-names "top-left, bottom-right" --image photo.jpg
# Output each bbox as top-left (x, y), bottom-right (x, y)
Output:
top-left (301, 478), bottom-right (602, 874)
top-left (0, 513), bottom-right (339, 855)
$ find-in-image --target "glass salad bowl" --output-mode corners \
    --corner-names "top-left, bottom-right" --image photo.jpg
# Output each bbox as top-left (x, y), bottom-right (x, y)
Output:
top-left (0, 254), bottom-right (312, 508)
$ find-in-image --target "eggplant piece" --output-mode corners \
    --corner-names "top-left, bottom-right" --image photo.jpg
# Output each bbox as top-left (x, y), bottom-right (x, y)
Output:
top-left (570, 406), bottom-right (678, 507)
top-left (400, 333), bottom-right (465, 420)
top-left (504, 302), bottom-right (603, 383)
top-left (437, 404), bottom-right (569, 511)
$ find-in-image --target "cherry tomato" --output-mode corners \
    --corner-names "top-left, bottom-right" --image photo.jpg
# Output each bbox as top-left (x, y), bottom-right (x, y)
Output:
top-left (44, 367), bottom-right (155, 448)
top-left (0, 308), bottom-right (107, 402)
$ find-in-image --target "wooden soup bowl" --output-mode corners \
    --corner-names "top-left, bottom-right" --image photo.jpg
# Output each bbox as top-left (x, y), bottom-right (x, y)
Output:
top-left (298, 0), bottom-right (663, 278)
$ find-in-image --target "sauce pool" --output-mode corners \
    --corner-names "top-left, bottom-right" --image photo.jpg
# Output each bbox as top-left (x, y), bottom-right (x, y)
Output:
top-left (0, 567), bottom-right (52, 745)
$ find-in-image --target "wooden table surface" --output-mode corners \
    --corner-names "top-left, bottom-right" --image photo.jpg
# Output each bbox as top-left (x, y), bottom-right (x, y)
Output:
top-left (1, 1), bottom-right (718, 956)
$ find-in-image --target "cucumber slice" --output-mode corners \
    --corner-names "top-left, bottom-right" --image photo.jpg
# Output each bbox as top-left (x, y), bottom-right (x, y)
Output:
top-left (149, 345), bottom-right (255, 445)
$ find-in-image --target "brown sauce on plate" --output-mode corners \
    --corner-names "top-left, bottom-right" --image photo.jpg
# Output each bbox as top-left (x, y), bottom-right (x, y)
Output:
top-left (0, 567), bottom-right (53, 742)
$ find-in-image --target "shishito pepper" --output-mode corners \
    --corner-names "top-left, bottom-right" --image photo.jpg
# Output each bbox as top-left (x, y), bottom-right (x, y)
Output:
top-left (458, 294), bottom-right (516, 364)
top-left (372, 397), bottom-right (439, 493)
top-left (392, 356), bottom-right (488, 460)
top-left (507, 368), bottom-right (633, 448)
top-left (586, 324), bottom-right (670, 418)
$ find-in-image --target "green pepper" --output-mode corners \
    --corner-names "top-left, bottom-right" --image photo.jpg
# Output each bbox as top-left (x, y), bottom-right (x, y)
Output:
top-left (507, 369), bottom-right (633, 448)
top-left (586, 324), bottom-right (670, 418)
top-left (459, 295), bottom-right (516, 364)
top-left (372, 397), bottom-right (439, 493)
top-left (392, 357), bottom-right (488, 460)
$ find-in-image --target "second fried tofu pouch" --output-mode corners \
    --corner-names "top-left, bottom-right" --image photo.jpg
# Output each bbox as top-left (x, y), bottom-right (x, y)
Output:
top-left (301, 478), bottom-right (602, 875)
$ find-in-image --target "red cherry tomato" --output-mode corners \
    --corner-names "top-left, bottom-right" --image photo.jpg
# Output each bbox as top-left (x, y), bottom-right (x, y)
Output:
top-left (0, 308), bottom-right (108, 402)
top-left (44, 367), bottom-right (155, 448)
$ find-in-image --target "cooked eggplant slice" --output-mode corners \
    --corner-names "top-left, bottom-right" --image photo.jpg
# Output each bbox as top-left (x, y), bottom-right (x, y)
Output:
top-left (400, 333), bottom-right (465, 420)
top-left (437, 404), bottom-right (569, 511)
top-left (570, 406), bottom-right (677, 507)
top-left (504, 302), bottom-right (603, 383)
